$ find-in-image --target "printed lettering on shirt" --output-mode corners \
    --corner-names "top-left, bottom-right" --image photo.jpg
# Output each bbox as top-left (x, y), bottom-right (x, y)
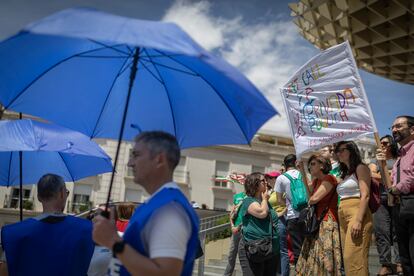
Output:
top-left (108, 257), bottom-right (122, 276)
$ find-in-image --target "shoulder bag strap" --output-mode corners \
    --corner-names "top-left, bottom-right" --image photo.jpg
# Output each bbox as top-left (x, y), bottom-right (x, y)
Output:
top-left (266, 201), bottom-right (273, 238)
top-left (268, 212), bottom-right (273, 238)
top-left (283, 172), bottom-right (294, 182)
top-left (336, 214), bottom-right (346, 275)
top-left (396, 159), bottom-right (401, 184)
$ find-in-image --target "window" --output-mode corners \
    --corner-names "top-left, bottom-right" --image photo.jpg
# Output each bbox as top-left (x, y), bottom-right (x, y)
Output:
top-left (124, 188), bottom-right (142, 202)
top-left (215, 161), bottom-right (229, 177)
top-left (127, 166), bottom-right (134, 177)
top-left (252, 165), bottom-right (265, 173)
top-left (71, 184), bottom-right (92, 213)
top-left (214, 161), bottom-right (230, 188)
top-left (126, 149), bottom-right (134, 177)
top-left (174, 156), bottom-right (188, 183)
top-left (178, 156), bottom-right (187, 168)
top-left (214, 179), bottom-right (229, 188)
top-left (174, 156), bottom-right (187, 174)
top-left (72, 194), bottom-right (90, 213)
top-left (9, 188), bottom-right (31, 209)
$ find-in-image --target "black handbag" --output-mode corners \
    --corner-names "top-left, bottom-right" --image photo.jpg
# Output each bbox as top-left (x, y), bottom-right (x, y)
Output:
top-left (300, 185), bottom-right (336, 236)
top-left (299, 205), bottom-right (319, 236)
top-left (396, 161), bottom-right (414, 220)
top-left (244, 236), bottom-right (273, 262)
top-left (244, 213), bottom-right (274, 262)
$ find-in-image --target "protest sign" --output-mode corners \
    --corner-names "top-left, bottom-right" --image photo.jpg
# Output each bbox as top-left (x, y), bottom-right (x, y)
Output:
top-left (280, 41), bottom-right (377, 157)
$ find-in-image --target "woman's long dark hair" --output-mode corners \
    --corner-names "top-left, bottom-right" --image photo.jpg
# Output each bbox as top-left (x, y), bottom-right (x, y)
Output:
top-left (380, 134), bottom-right (399, 159)
top-left (335, 141), bottom-right (364, 179)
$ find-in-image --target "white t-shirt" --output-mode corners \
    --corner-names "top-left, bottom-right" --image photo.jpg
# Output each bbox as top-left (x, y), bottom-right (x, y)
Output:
top-left (107, 182), bottom-right (192, 275)
top-left (87, 246), bottom-right (112, 276)
top-left (275, 169), bottom-right (301, 220)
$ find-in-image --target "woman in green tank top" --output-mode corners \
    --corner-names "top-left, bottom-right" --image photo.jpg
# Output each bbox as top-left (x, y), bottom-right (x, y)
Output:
top-left (239, 172), bottom-right (279, 276)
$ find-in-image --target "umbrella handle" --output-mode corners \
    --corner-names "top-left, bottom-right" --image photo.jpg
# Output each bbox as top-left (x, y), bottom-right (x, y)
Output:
top-left (100, 210), bottom-right (110, 218)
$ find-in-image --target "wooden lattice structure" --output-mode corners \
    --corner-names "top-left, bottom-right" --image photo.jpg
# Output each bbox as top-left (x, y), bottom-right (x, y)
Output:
top-left (289, 0), bottom-right (414, 85)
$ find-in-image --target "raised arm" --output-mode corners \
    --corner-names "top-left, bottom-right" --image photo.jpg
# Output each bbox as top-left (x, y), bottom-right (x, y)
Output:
top-left (247, 189), bottom-right (270, 219)
top-left (368, 163), bottom-right (381, 182)
top-left (308, 180), bottom-right (334, 205)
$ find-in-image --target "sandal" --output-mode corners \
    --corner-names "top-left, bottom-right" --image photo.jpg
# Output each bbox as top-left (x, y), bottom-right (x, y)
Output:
top-left (396, 263), bottom-right (404, 276)
top-left (377, 265), bottom-right (392, 276)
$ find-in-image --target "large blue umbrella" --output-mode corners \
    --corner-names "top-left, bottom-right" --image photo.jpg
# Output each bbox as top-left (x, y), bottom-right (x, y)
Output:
top-left (0, 8), bottom-right (277, 207)
top-left (0, 119), bottom-right (113, 219)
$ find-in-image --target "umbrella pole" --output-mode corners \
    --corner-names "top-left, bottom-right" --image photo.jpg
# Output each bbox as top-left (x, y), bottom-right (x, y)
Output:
top-left (104, 48), bottom-right (140, 216)
top-left (19, 151), bottom-right (23, 221)
top-left (19, 112), bottom-right (23, 221)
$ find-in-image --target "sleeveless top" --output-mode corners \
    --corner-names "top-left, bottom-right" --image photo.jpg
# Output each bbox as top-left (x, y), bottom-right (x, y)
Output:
top-left (268, 191), bottom-right (286, 217)
top-left (1, 215), bottom-right (94, 276)
top-left (337, 174), bottom-right (361, 199)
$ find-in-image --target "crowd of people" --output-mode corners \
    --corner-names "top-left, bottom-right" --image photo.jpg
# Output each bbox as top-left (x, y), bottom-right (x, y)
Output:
top-left (0, 115), bottom-right (412, 276)
top-left (225, 115), bottom-right (414, 276)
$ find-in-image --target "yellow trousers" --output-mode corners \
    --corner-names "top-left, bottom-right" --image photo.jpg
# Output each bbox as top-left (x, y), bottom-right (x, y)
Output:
top-left (338, 198), bottom-right (373, 276)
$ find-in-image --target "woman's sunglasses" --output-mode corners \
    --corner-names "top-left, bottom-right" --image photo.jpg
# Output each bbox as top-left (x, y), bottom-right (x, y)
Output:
top-left (335, 147), bottom-right (347, 154)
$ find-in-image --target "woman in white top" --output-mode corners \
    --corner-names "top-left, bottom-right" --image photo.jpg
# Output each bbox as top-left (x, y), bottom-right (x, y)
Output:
top-left (334, 141), bottom-right (373, 276)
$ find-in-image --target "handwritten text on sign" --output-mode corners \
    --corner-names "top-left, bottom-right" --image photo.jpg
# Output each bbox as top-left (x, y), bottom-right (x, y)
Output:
top-left (280, 41), bottom-right (376, 157)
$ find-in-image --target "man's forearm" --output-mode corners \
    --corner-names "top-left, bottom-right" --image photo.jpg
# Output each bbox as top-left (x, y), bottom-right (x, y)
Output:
top-left (395, 179), bottom-right (414, 194)
top-left (0, 262), bottom-right (8, 276)
top-left (116, 244), bottom-right (183, 276)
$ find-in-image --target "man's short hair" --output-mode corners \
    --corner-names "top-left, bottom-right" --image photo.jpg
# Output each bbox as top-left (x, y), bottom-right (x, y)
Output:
top-left (135, 131), bottom-right (180, 170)
top-left (397, 115), bottom-right (414, 127)
top-left (283, 154), bottom-right (297, 169)
top-left (37, 174), bottom-right (65, 201)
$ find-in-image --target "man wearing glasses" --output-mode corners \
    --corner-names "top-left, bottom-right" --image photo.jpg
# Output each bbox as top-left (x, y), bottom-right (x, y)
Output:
top-left (0, 174), bottom-right (94, 276)
top-left (381, 115), bottom-right (414, 275)
top-left (92, 131), bottom-right (200, 276)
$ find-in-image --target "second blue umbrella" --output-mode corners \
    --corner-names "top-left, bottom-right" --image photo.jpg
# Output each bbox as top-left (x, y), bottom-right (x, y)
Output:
top-left (0, 119), bottom-right (113, 219)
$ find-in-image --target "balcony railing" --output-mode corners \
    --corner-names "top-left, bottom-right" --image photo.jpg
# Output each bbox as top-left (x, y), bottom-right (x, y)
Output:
top-left (212, 175), bottom-right (233, 190)
top-left (173, 168), bottom-right (189, 184)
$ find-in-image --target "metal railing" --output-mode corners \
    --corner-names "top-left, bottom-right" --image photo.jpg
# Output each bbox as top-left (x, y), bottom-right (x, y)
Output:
top-left (197, 217), bottom-right (231, 276)
top-left (199, 213), bottom-right (228, 230)
top-left (76, 206), bottom-right (231, 276)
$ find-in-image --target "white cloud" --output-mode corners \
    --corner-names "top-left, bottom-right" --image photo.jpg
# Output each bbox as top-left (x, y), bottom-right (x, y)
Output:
top-left (162, 0), bottom-right (316, 137)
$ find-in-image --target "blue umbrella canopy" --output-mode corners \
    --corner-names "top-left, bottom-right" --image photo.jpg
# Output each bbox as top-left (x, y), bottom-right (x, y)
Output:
top-left (0, 8), bottom-right (277, 148)
top-left (0, 119), bottom-right (113, 186)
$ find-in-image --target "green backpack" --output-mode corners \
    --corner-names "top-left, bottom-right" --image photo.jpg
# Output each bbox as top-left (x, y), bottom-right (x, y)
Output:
top-left (284, 172), bottom-right (308, 211)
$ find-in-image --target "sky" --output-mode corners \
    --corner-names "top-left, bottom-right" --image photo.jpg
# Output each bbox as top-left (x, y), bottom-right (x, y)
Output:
top-left (0, 0), bottom-right (412, 138)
